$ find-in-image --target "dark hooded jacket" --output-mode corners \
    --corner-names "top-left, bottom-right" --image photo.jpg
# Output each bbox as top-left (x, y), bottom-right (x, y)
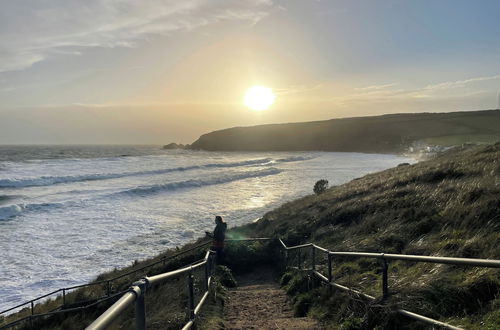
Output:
top-left (213, 222), bottom-right (227, 243)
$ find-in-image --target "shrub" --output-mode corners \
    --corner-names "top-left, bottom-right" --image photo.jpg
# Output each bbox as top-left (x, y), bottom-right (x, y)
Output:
top-left (217, 265), bottom-right (237, 288)
top-left (294, 293), bottom-right (313, 317)
top-left (313, 179), bottom-right (329, 195)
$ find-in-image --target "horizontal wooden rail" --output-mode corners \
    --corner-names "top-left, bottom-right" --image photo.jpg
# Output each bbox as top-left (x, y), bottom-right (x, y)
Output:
top-left (327, 251), bottom-right (500, 268)
top-left (86, 289), bottom-right (139, 330)
top-left (147, 260), bottom-right (206, 286)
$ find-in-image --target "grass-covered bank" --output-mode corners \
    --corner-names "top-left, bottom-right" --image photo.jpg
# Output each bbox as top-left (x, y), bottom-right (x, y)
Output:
top-left (2, 143), bottom-right (499, 329)
top-left (230, 142), bottom-right (500, 329)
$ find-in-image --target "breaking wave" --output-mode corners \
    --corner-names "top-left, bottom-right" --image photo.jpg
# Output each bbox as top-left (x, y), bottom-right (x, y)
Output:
top-left (0, 204), bottom-right (23, 221)
top-left (0, 156), bottom-right (311, 188)
top-left (0, 201), bottom-right (75, 221)
top-left (275, 156), bottom-right (313, 163)
top-left (0, 158), bottom-right (274, 188)
top-left (0, 167), bottom-right (284, 220)
top-left (115, 167), bottom-right (283, 197)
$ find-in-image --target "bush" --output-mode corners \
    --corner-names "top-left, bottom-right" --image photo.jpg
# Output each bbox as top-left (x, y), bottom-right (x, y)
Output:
top-left (294, 293), bottom-right (314, 317)
top-left (217, 265), bottom-right (237, 288)
top-left (313, 179), bottom-right (329, 195)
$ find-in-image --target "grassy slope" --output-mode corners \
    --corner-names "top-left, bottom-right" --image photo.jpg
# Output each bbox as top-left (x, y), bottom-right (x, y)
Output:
top-left (232, 142), bottom-right (500, 329)
top-left (189, 110), bottom-right (500, 153)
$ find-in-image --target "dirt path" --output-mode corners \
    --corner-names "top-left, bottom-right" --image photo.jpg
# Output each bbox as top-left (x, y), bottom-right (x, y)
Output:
top-left (223, 267), bottom-right (320, 330)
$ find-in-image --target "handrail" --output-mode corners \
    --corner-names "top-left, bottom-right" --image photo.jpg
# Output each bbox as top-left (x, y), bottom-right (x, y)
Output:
top-left (280, 238), bottom-right (500, 329)
top-left (86, 289), bottom-right (139, 330)
top-left (312, 244), bottom-right (329, 253)
top-left (0, 289), bottom-right (128, 330)
top-left (86, 250), bottom-right (215, 330)
top-left (85, 238), bottom-right (268, 330)
top-left (147, 260), bottom-right (206, 285)
top-left (280, 238), bottom-right (500, 268)
top-left (327, 251), bottom-right (500, 268)
top-left (226, 238), bottom-right (272, 242)
top-left (6, 237), bottom-right (493, 329)
top-left (0, 289), bottom-right (63, 315)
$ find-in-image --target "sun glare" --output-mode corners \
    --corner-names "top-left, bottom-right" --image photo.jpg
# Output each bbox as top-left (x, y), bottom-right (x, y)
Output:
top-left (243, 86), bottom-right (275, 111)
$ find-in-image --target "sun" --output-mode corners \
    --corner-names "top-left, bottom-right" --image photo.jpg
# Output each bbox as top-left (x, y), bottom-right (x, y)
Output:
top-left (243, 86), bottom-right (275, 111)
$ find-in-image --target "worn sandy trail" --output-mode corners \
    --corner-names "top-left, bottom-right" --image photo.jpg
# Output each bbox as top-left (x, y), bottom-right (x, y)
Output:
top-left (223, 267), bottom-right (320, 330)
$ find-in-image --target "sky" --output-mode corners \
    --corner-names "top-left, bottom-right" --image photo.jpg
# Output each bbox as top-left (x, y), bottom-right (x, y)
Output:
top-left (1, 0), bottom-right (499, 144)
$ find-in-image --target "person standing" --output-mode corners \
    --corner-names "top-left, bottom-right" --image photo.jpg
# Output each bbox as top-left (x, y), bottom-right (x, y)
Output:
top-left (206, 216), bottom-right (227, 264)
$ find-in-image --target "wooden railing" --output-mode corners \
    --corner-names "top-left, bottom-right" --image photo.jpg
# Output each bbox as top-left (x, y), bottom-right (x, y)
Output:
top-left (279, 239), bottom-right (500, 330)
top-left (2, 237), bottom-right (499, 329)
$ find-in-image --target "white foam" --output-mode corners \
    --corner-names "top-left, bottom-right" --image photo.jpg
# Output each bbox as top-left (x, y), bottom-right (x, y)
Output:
top-left (0, 157), bottom-right (276, 188)
top-left (116, 167), bottom-right (282, 197)
top-left (0, 204), bottom-right (23, 220)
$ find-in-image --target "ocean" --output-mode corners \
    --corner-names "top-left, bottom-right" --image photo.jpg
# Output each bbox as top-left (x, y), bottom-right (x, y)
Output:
top-left (0, 145), bottom-right (413, 311)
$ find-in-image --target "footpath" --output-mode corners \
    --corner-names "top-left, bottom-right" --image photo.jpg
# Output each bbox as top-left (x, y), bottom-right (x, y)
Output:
top-left (223, 267), bottom-right (320, 330)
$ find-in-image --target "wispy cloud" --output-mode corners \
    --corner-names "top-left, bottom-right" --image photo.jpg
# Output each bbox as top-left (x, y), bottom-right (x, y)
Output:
top-left (0, 0), bottom-right (275, 72)
top-left (423, 75), bottom-right (500, 90)
top-left (274, 84), bottom-right (323, 95)
top-left (354, 83), bottom-right (397, 91)
top-left (329, 74), bottom-right (500, 106)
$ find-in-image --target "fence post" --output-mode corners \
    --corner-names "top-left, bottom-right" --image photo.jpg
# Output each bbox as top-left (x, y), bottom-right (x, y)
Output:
top-left (205, 257), bottom-right (210, 291)
top-left (187, 270), bottom-right (195, 320)
top-left (381, 257), bottom-right (389, 299)
top-left (298, 250), bottom-right (302, 269)
top-left (284, 250), bottom-right (288, 269)
top-left (311, 245), bottom-right (316, 271)
top-left (133, 279), bottom-right (147, 330)
top-left (214, 251), bottom-right (217, 273)
top-left (62, 288), bottom-right (66, 306)
top-left (327, 253), bottom-right (333, 294)
top-left (30, 301), bottom-right (34, 315)
top-left (311, 246), bottom-right (316, 289)
top-left (327, 254), bottom-right (332, 283)
top-left (107, 281), bottom-right (111, 297)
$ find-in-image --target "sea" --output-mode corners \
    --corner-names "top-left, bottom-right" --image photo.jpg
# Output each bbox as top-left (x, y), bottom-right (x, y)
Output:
top-left (0, 145), bottom-right (414, 311)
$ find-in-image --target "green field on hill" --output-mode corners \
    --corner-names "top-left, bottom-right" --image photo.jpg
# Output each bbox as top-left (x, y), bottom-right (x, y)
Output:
top-left (189, 110), bottom-right (500, 153)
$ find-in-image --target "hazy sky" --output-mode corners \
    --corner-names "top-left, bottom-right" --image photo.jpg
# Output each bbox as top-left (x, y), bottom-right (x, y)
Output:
top-left (1, 0), bottom-right (499, 144)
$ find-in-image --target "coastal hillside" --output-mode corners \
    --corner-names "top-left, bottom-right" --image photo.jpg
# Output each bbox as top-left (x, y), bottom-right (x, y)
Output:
top-left (232, 142), bottom-right (500, 328)
top-left (189, 110), bottom-right (500, 153)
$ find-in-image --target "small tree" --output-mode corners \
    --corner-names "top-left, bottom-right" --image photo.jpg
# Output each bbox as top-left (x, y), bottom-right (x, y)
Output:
top-left (313, 179), bottom-right (329, 195)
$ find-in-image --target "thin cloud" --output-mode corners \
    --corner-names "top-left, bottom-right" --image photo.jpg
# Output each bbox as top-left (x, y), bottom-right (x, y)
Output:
top-left (0, 0), bottom-right (275, 72)
top-left (274, 84), bottom-right (323, 95)
top-left (424, 75), bottom-right (500, 90)
top-left (332, 75), bottom-right (500, 105)
top-left (354, 83), bottom-right (397, 91)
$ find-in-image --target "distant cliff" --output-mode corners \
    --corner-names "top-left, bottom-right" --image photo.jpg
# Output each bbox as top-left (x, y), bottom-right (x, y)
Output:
top-left (189, 110), bottom-right (500, 153)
